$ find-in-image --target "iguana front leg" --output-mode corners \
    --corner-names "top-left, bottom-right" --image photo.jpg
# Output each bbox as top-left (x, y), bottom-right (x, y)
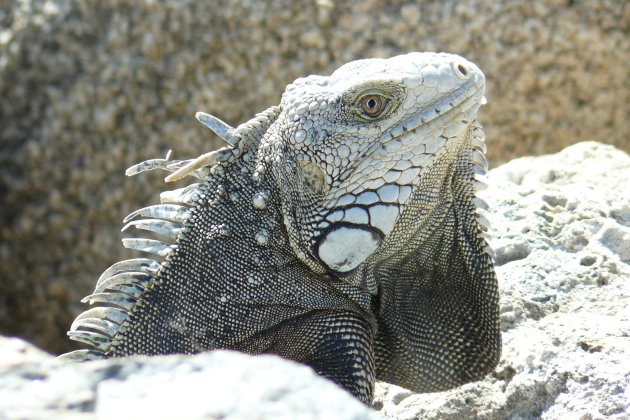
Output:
top-left (235, 309), bottom-right (375, 402)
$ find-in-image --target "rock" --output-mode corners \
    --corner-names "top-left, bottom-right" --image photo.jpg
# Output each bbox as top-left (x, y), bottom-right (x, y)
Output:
top-left (0, 0), bottom-right (628, 354)
top-left (0, 141), bottom-right (628, 418)
top-left (0, 336), bottom-right (50, 366)
top-left (374, 142), bottom-right (630, 419)
top-left (0, 335), bottom-right (381, 420)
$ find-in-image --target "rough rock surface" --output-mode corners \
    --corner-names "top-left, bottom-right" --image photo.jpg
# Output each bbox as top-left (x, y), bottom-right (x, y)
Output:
top-left (0, 335), bottom-right (380, 420)
top-left (375, 141), bottom-right (630, 419)
top-left (0, 141), bottom-right (627, 419)
top-left (1, 0), bottom-right (629, 354)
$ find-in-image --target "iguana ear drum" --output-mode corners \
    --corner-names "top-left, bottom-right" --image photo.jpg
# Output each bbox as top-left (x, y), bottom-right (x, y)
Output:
top-left (298, 160), bottom-right (327, 194)
top-left (317, 224), bottom-right (383, 273)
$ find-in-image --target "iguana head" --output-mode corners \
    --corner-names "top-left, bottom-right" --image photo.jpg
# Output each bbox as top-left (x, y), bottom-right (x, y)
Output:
top-left (261, 52), bottom-right (488, 283)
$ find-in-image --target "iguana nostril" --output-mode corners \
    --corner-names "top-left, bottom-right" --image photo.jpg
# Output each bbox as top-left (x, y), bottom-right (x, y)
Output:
top-left (454, 62), bottom-right (470, 79)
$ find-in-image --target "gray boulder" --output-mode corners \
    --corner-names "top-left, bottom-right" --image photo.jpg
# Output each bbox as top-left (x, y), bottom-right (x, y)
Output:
top-left (0, 336), bottom-right (380, 420)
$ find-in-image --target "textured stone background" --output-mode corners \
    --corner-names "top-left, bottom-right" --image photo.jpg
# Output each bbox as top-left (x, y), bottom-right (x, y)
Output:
top-left (0, 0), bottom-right (628, 353)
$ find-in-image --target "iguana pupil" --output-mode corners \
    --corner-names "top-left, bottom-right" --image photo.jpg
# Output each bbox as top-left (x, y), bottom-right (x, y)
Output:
top-left (61, 52), bottom-right (501, 405)
top-left (361, 94), bottom-right (387, 117)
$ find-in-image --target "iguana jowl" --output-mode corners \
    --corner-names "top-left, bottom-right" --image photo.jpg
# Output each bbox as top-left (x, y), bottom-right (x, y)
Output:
top-left (62, 52), bottom-right (501, 403)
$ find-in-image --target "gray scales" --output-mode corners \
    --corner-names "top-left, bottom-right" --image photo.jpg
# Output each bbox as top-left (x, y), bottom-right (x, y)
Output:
top-left (61, 52), bottom-right (501, 403)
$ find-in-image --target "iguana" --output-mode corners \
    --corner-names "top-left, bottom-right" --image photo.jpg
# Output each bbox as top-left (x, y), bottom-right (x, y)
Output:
top-left (61, 52), bottom-right (501, 403)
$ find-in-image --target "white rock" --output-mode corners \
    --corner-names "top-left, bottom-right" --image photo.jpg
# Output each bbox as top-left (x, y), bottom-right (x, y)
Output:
top-left (0, 341), bottom-right (381, 420)
top-left (1, 142), bottom-right (628, 420)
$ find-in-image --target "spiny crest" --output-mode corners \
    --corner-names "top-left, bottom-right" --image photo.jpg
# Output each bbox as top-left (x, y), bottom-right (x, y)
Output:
top-left (60, 107), bottom-right (281, 361)
top-left (469, 120), bottom-right (495, 261)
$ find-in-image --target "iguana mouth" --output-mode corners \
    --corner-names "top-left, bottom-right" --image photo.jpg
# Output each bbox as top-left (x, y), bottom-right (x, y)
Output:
top-left (382, 83), bottom-right (485, 150)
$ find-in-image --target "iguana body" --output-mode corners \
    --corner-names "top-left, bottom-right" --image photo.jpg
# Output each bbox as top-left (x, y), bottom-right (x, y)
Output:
top-left (62, 52), bottom-right (500, 403)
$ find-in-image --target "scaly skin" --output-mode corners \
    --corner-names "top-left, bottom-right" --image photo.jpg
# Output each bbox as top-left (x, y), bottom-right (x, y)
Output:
top-left (62, 52), bottom-right (500, 403)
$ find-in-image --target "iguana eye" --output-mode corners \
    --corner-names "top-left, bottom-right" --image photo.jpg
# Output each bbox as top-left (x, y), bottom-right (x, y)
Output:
top-left (359, 94), bottom-right (388, 118)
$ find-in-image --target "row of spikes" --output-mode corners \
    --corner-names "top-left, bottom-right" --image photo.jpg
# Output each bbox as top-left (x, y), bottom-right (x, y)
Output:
top-left (60, 105), bottom-right (282, 360)
top-left (126, 106), bottom-right (282, 183)
top-left (468, 120), bottom-right (495, 261)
